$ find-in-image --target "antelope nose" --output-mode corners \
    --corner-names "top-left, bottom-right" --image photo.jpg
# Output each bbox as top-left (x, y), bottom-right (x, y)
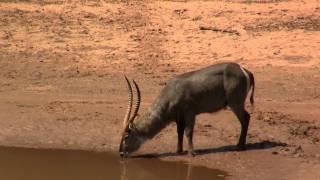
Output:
top-left (119, 151), bottom-right (124, 157)
top-left (119, 151), bottom-right (129, 158)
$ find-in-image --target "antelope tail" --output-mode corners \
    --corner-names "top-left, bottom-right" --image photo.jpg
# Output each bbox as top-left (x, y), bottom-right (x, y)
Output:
top-left (248, 70), bottom-right (255, 105)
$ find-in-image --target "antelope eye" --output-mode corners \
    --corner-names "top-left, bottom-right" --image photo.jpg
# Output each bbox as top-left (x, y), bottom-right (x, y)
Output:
top-left (129, 123), bottom-right (135, 129)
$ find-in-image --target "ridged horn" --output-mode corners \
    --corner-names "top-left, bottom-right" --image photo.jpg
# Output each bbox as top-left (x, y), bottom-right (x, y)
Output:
top-left (123, 75), bottom-right (133, 129)
top-left (129, 80), bottom-right (141, 123)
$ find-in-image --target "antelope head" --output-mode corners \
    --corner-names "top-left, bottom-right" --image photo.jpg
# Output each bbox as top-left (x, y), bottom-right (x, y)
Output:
top-left (119, 76), bottom-right (143, 157)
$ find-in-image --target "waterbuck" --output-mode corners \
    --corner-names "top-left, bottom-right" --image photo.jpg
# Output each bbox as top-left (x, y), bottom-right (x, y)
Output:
top-left (119, 62), bottom-right (255, 157)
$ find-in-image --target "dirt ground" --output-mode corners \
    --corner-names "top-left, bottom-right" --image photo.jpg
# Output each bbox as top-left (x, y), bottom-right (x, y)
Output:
top-left (0, 0), bottom-right (320, 179)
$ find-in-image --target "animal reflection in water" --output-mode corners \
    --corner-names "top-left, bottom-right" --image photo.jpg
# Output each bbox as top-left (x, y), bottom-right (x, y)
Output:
top-left (119, 159), bottom-right (226, 180)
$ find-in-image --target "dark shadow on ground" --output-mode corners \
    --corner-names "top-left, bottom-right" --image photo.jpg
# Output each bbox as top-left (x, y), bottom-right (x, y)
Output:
top-left (132, 140), bottom-right (287, 159)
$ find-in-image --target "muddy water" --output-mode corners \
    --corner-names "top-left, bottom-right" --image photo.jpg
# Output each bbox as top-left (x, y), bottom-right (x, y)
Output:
top-left (0, 146), bottom-right (227, 180)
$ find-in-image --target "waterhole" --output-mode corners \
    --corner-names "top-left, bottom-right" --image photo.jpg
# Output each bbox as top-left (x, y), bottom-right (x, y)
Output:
top-left (0, 146), bottom-right (227, 180)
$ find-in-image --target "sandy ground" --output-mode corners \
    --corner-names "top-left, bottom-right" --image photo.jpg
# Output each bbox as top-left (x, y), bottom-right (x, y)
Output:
top-left (0, 0), bottom-right (320, 179)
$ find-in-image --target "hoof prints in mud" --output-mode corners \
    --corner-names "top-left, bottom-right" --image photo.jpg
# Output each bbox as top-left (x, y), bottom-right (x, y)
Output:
top-left (289, 125), bottom-right (320, 143)
top-left (256, 111), bottom-right (320, 159)
top-left (274, 145), bottom-right (305, 158)
top-left (245, 16), bottom-right (320, 32)
top-left (256, 111), bottom-right (320, 144)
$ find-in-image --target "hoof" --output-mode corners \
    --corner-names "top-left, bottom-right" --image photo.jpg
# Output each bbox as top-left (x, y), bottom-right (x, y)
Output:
top-left (176, 149), bottom-right (183, 154)
top-left (188, 151), bottom-right (196, 157)
top-left (237, 144), bottom-right (247, 151)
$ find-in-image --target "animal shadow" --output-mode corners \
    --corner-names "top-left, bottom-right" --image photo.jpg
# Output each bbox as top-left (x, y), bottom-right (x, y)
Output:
top-left (132, 140), bottom-right (287, 158)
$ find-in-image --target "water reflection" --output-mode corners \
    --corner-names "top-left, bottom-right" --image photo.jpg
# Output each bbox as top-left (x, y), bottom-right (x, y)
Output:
top-left (0, 146), bottom-right (226, 180)
top-left (119, 155), bottom-right (226, 180)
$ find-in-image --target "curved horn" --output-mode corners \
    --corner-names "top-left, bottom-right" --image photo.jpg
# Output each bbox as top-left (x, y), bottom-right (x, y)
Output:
top-left (129, 80), bottom-right (141, 123)
top-left (123, 75), bottom-right (133, 129)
